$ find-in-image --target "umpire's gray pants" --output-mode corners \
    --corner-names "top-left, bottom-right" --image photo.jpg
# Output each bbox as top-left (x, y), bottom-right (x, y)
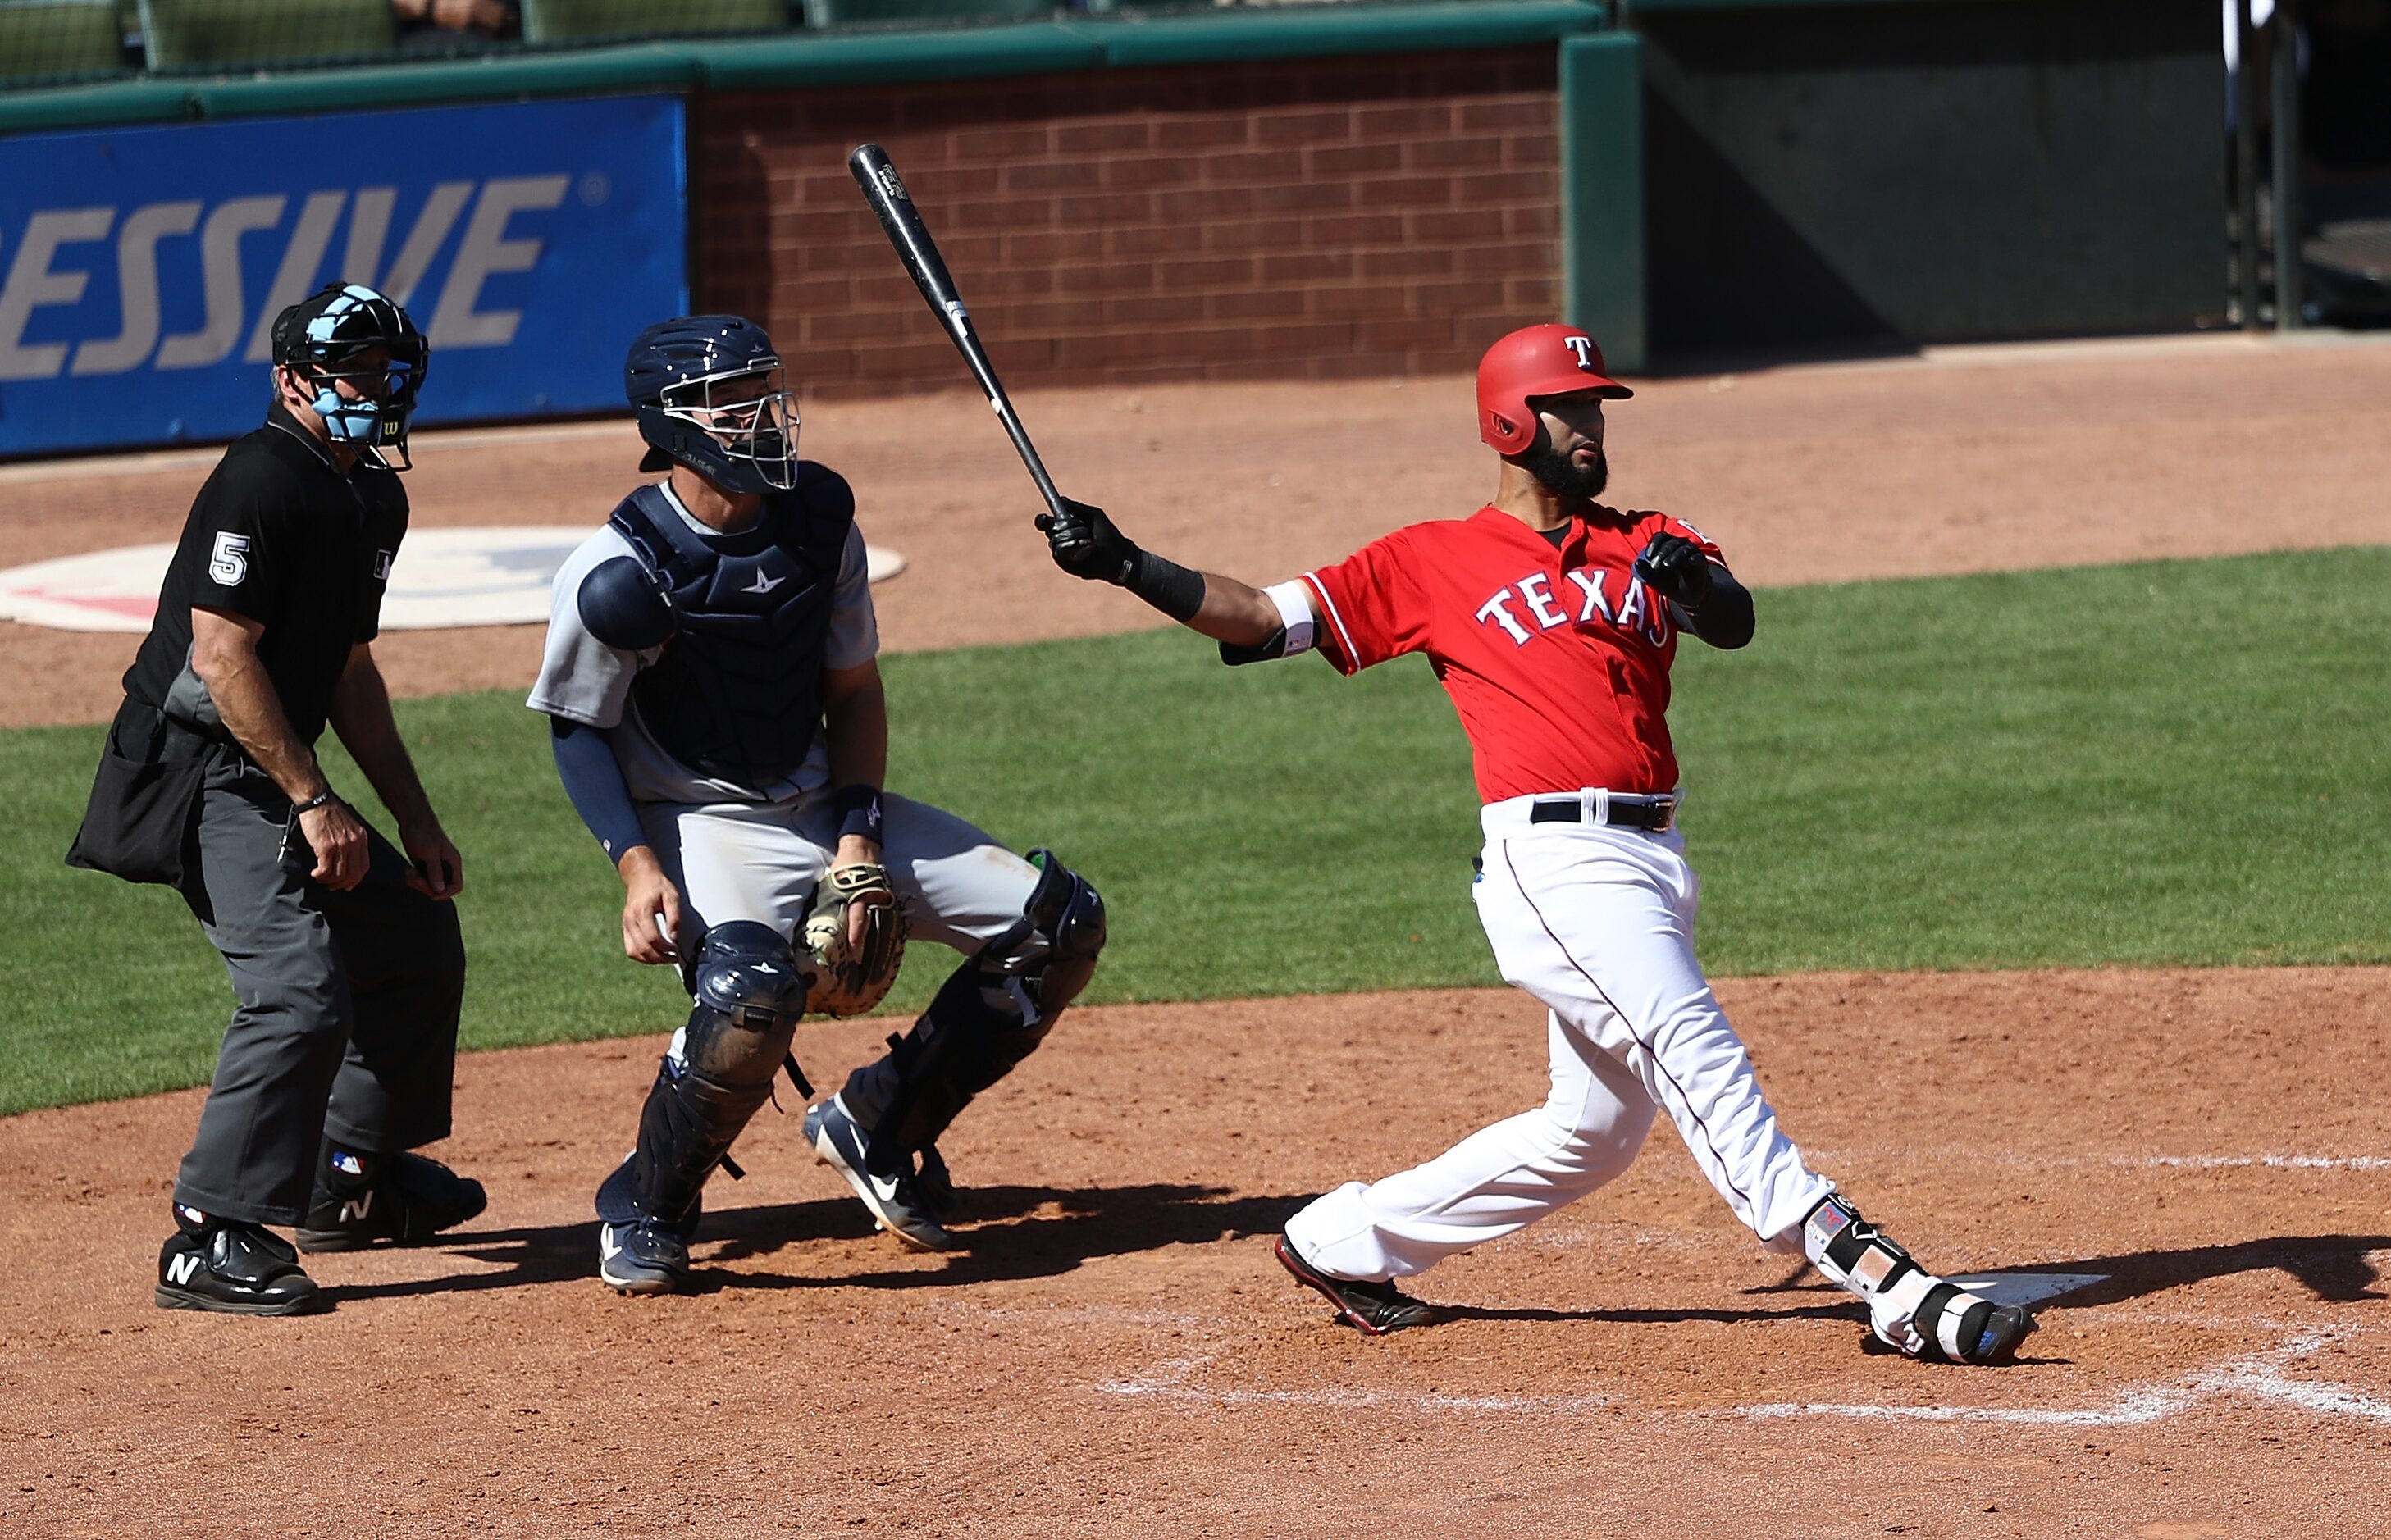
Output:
top-left (173, 758), bottom-right (466, 1226)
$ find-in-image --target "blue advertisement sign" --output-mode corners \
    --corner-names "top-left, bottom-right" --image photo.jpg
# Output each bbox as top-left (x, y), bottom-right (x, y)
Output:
top-left (0, 94), bottom-right (686, 457)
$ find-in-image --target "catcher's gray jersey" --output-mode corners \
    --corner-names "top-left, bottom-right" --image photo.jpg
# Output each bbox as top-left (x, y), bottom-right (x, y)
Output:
top-left (526, 477), bottom-right (878, 805)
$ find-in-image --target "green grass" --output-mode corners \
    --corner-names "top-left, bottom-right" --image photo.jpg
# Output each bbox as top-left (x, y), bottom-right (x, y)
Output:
top-left (5, 546), bottom-right (2385, 1114)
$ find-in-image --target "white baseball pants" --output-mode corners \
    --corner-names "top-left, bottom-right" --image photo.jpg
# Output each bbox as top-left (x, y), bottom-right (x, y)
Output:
top-left (1285, 792), bottom-right (1834, 1282)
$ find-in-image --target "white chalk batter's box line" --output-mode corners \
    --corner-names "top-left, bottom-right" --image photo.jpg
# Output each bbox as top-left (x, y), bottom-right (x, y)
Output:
top-left (1737, 1326), bottom-right (2391, 1429)
top-left (1093, 1313), bottom-right (2391, 1432)
top-left (1809, 1149), bottom-right (2391, 1173)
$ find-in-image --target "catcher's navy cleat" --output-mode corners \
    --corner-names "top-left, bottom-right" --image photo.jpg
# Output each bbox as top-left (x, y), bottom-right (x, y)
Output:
top-left (1274, 1232), bottom-right (1440, 1336)
top-left (599, 1217), bottom-right (691, 1296)
top-left (805, 1096), bottom-right (955, 1252)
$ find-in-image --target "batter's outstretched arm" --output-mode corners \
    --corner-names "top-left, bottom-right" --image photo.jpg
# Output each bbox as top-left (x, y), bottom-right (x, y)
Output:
top-left (1672, 565), bottom-right (1754, 650)
top-left (1036, 497), bottom-right (1280, 648)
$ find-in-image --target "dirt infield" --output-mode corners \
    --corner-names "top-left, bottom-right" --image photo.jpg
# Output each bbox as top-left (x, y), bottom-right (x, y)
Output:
top-left (5, 336), bottom-right (2389, 1534)
top-left (4, 970), bottom-right (2388, 1535)
top-left (5, 330), bottom-right (2390, 727)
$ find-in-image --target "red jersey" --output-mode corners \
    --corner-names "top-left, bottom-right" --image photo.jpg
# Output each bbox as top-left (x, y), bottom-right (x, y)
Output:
top-left (1299, 505), bottom-right (1723, 804)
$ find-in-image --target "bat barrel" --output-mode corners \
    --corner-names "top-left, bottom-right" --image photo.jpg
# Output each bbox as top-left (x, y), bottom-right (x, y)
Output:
top-left (849, 141), bottom-right (1067, 521)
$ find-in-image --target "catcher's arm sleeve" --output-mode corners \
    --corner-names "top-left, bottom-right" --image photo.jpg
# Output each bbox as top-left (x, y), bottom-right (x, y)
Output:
top-left (550, 716), bottom-right (647, 863)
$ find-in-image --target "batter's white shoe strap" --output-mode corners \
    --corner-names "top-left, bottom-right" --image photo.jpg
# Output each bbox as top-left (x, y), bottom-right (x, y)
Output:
top-left (1801, 1194), bottom-right (2035, 1365)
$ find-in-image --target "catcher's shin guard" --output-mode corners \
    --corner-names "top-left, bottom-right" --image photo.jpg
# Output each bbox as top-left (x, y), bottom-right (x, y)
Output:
top-left (627, 923), bottom-right (807, 1223)
top-left (1802, 1195), bottom-right (2034, 1365)
top-left (865, 851), bottom-right (1107, 1162)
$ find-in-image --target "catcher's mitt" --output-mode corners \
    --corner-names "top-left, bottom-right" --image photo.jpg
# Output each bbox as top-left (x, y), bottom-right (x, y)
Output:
top-left (803, 862), bottom-right (906, 1016)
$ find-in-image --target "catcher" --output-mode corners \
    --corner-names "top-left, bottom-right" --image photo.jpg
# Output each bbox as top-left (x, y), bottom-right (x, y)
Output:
top-left (527, 315), bottom-right (1106, 1294)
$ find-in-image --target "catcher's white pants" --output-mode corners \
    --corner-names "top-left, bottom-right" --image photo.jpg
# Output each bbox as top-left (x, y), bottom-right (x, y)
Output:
top-left (637, 789), bottom-right (1041, 955)
top-left (1285, 795), bottom-right (1833, 1282)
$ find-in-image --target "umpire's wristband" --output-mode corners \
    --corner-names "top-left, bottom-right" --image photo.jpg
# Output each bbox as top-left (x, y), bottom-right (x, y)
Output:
top-left (831, 783), bottom-right (884, 845)
top-left (1124, 549), bottom-right (1207, 623)
top-left (291, 787), bottom-right (340, 815)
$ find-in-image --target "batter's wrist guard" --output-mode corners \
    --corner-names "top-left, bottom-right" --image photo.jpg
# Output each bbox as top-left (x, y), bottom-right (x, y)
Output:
top-left (1125, 549), bottom-right (1206, 622)
top-left (831, 784), bottom-right (884, 845)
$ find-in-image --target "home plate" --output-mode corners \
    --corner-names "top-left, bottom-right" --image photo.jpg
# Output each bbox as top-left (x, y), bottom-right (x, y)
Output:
top-left (1950, 1273), bottom-right (2108, 1308)
top-left (0, 529), bottom-right (906, 634)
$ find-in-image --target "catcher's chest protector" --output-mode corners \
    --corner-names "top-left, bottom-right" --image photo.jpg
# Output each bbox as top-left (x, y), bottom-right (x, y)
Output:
top-left (611, 467), bottom-right (854, 785)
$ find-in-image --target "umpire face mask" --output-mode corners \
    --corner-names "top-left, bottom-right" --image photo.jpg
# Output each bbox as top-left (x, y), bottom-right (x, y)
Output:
top-left (279, 345), bottom-right (424, 472)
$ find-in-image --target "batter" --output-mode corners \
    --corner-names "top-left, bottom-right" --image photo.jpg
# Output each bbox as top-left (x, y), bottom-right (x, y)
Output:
top-left (1034, 323), bottom-right (2033, 1365)
top-left (529, 314), bottom-right (1106, 1292)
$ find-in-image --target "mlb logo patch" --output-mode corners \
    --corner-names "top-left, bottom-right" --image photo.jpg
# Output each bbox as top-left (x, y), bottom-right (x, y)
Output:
top-left (374, 550), bottom-right (394, 580)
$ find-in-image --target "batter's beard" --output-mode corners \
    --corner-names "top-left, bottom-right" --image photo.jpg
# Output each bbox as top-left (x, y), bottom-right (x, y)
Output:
top-left (1517, 439), bottom-right (1609, 500)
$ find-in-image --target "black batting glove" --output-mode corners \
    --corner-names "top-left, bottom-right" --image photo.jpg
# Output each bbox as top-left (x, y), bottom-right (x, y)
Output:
top-left (1037, 497), bottom-right (1140, 585)
top-left (1634, 531), bottom-right (1715, 608)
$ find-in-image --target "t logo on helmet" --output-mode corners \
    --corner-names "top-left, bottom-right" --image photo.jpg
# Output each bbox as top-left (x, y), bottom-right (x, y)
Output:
top-left (1563, 335), bottom-right (1598, 370)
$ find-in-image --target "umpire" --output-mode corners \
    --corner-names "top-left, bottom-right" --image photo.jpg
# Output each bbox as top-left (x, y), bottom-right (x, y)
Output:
top-left (67, 282), bottom-right (482, 1316)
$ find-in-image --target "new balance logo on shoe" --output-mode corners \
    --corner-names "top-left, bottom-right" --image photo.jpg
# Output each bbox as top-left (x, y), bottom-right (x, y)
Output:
top-left (339, 1192), bottom-right (373, 1225)
top-left (167, 1252), bottom-right (202, 1286)
top-left (600, 1227), bottom-right (626, 1262)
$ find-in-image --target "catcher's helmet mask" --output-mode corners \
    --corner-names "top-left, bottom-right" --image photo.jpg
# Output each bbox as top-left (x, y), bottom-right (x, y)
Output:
top-left (626, 315), bottom-right (801, 494)
top-left (1475, 323), bottom-right (1632, 458)
top-left (270, 281), bottom-right (427, 472)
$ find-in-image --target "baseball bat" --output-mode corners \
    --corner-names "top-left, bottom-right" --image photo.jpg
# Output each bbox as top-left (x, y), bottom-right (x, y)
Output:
top-left (848, 143), bottom-right (1068, 522)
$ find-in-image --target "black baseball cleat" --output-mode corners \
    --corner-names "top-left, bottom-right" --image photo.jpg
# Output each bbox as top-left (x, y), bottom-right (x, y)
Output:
top-left (1273, 1232), bottom-right (1440, 1336)
top-left (295, 1142), bottom-right (487, 1253)
top-left (156, 1209), bottom-right (329, 1316)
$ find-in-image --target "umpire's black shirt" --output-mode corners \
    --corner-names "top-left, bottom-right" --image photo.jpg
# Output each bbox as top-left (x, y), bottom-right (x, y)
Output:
top-left (125, 403), bottom-right (407, 746)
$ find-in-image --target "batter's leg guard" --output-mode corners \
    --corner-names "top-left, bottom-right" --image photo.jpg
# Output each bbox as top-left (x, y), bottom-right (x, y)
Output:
top-left (607, 923), bottom-right (809, 1229)
top-left (866, 850), bottom-right (1107, 1160)
top-left (1802, 1194), bottom-right (2035, 1365)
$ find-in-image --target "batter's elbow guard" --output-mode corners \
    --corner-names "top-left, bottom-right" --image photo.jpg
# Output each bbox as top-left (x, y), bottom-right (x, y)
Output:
top-left (1218, 626), bottom-right (1289, 667)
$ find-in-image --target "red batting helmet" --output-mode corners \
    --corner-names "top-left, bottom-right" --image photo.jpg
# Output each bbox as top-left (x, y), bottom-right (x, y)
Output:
top-left (1475, 324), bottom-right (1633, 454)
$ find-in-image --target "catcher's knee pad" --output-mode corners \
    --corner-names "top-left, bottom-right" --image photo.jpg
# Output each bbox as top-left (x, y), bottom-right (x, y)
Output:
top-left (629, 923), bottom-right (808, 1222)
top-left (984, 849), bottom-right (1106, 1018)
top-left (1803, 1194), bottom-right (2034, 1365)
top-left (681, 922), bottom-right (810, 1087)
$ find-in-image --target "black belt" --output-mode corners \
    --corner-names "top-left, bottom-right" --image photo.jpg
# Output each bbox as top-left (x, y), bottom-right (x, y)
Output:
top-left (1527, 793), bottom-right (1678, 832)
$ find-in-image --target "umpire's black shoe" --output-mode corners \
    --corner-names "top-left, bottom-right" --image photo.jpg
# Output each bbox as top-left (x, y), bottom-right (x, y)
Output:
top-left (156, 1209), bottom-right (329, 1316)
top-left (1273, 1232), bottom-right (1440, 1337)
top-left (295, 1143), bottom-right (487, 1253)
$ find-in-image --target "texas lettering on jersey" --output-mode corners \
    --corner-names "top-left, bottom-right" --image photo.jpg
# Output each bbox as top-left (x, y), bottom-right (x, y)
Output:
top-left (1300, 507), bottom-right (1725, 802)
top-left (1474, 563), bottom-right (1668, 649)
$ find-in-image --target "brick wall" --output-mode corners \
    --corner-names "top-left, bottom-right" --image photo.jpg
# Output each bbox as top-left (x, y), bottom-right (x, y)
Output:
top-left (694, 48), bottom-right (1560, 396)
